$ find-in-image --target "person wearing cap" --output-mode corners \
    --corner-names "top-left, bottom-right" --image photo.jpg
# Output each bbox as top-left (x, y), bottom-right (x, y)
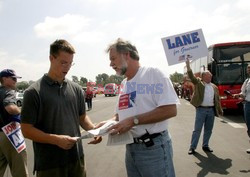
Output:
top-left (20, 39), bottom-right (102, 177)
top-left (0, 69), bottom-right (29, 177)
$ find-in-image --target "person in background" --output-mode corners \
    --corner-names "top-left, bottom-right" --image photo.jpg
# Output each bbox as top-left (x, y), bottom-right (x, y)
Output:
top-left (96, 38), bottom-right (179, 177)
top-left (233, 64), bottom-right (250, 153)
top-left (186, 58), bottom-right (223, 155)
top-left (85, 86), bottom-right (93, 111)
top-left (20, 39), bottom-right (102, 177)
top-left (0, 69), bottom-right (28, 177)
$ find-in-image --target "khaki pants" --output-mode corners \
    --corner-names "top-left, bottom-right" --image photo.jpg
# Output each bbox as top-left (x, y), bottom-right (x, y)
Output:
top-left (36, 157), bottom-right (86, 177)
top-left (0, 132), bottom-right (28, 177)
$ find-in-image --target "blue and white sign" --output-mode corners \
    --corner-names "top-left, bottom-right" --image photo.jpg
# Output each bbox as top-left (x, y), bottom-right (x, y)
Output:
top-left (2, 122), bottom-right (26, 153)
top-left (161, 29), bottom-right (208, 66)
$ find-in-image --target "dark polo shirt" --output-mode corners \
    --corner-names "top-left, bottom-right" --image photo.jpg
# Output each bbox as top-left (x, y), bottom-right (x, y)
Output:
top-left (21, 74), bottom-right (86, 171)
top-left (0, 86), bottom-right (16, 130)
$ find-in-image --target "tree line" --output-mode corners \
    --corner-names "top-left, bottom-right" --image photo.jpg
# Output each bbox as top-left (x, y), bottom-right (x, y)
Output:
top-left (15, 72), bottom-right (183, 91)
top-left (16, 73), bottom-right (125, 91)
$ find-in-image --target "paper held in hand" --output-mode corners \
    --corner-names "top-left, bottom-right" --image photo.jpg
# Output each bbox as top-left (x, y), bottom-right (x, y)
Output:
top-left (77, 120), bottom-right (134, 145)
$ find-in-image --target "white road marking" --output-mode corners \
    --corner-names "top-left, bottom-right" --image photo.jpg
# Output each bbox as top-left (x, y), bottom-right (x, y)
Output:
top-left (217, 117), bottom-right (245, 128)
top-left (182, 99), bottom-right (245, 129)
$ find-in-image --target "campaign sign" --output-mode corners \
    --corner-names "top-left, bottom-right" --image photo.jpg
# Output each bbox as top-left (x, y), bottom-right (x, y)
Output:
top-left (161, 29), bottom-right (208, 66)
top-left (2, 122), bottom-right (26, 153)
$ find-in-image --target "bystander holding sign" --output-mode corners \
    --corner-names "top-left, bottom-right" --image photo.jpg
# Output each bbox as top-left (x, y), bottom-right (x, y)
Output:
top-left (161, 29), bottom-right (208, 66)
top-left (2, 122), bottom-right (26, 153)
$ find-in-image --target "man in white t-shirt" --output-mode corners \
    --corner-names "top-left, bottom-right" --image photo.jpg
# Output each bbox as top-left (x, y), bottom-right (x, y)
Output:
top-left (97, 38), bottom-right (179, 177)
top-left (233, 64), bottom-right (250, 154)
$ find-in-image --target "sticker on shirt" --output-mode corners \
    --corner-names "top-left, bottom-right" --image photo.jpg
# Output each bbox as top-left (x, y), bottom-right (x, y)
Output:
top-left (2, 122), bottom-right (26, 153)
top-left (119, 91), bottom-right (136, 110)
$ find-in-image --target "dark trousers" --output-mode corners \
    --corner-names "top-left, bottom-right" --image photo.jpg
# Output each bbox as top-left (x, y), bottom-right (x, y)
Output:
top-left (85, 98), bottom-right (92, 109)
top-left (244, 102), bottom-right (250, 138)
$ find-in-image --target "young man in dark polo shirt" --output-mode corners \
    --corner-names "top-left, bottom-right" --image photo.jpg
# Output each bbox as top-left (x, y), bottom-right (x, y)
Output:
top-left (21, 39), bottom-right (102, 177)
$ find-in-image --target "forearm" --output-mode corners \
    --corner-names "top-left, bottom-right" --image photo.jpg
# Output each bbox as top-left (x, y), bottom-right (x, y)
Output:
top-left (135, 104), bottom-right (177, 125)
top-left (108, 105), bottom-right (177, 135)
top-left (5, 104), bottom-right (21, 115)
top-left (21, 123), bottom-right (58, 145)
top-left (80, 114), bottom-right (95, 131)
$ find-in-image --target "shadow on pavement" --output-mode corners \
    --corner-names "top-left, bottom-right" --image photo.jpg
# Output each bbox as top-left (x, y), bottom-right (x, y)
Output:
top-left (239, 169), bottom-right (250, 173)
top-left (194, 152), bottom-right (232, 177)
top-left (222, 109), bottom-right (245, 123)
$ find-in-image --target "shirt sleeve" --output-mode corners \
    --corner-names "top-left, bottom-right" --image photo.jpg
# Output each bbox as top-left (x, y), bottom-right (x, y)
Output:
top-left (21, 89), bottom-right (40, 125)
top-left (3, 89), bottom-right (16, 107)
top-left (79, 88), bottom-right (86, 116)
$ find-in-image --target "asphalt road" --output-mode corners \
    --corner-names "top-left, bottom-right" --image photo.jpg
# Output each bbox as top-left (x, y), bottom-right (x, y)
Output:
top-left (4, 95), bottom-right (250, 177)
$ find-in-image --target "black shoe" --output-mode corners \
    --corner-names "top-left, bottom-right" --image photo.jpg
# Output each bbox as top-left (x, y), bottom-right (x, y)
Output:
top-left (202, 146), bottom-right (213, 152)
top-left (247, 149), bottom-right (250, 154)
top-left (188, 148), bottom-right (196, 155)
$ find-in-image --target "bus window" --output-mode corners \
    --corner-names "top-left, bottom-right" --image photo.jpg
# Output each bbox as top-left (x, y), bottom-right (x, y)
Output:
top-left (215, 63), bottom-right (242, 85)
top-left (244, 52), bottom-right (250, 61)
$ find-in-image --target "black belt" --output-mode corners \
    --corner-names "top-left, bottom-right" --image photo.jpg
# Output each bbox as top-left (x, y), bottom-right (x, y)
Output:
top-left (198, 106), bottom-right (214, 108)
top-left (133, 131), bottom-right (164, 144)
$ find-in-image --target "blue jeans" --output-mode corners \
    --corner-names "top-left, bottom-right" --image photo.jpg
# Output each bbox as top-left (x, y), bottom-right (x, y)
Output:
top-left (125, 131), bottom-right (175, 177)
top-left (244, 102), bottom-right (250, 138)
top-left (190, 107), bottom-right (215, 149)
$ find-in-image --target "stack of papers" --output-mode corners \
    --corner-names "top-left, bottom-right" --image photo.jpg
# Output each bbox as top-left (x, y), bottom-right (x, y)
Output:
top-left (77, 120), bottom-right (134, 146)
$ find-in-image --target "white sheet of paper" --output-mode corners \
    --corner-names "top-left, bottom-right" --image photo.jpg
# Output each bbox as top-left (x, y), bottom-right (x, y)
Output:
top-left (75, 133), bottom-right (94, 140)
top-left (88, 120), bottom-right (118, 136)
top-left (107, 131), bottom-right (134, 146)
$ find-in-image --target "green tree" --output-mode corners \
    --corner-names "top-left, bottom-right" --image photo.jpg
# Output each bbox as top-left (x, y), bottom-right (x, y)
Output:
top-left (96, 73), bottom-right (109, 86)
top-left (170, 72), bottom-right (184, 83)
top-left (16, 81), bottom-right (29, 91)
top-left (79, 77), bottom-right (88, 86)
top-left (108, 75), bottom-right (124, 85)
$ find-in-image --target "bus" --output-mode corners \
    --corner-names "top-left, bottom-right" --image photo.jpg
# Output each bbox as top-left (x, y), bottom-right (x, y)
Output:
top-left (183, 41), bottom-right (250, 110)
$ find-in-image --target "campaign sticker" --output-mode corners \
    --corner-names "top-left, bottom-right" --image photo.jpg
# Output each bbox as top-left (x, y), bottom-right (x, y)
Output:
top-left (2, 122), bottom-right (26, 153)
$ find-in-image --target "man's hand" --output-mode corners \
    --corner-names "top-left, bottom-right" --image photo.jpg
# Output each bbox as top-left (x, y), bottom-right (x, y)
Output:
top-left (94, 121), bottom-right (108, 129)
top-left (88, 136), bottom-right (102, 144)
top-left (108, 118), bottom-right (133, 135)
top-left (55, 135), bottom-right (77, 150)
top-left (232, 93), bottom-right (244, 99)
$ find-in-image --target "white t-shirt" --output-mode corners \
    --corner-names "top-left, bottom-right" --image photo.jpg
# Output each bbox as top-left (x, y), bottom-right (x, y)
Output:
top-left (241, 78), bottom-right (250, 101)
top-left (201, 83), bottom-right (214, 106)
top-left (116, 66), bottom-right (179, 137)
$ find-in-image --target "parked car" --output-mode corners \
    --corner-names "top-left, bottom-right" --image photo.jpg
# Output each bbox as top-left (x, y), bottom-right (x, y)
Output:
top-left (16, 92), bottom-right (24, 107)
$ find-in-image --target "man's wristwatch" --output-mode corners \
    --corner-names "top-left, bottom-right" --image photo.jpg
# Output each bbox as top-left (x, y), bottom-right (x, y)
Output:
top-left (133, 116), bottom-right (139, 125)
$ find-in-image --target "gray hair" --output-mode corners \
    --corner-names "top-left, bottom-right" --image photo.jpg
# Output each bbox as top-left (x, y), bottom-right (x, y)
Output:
top-left (106, 38), bottom-right (140, 61)
top-left (201, 70), bottom-right (212, 78)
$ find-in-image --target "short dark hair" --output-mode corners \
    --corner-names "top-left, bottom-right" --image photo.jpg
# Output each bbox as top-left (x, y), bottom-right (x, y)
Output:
top-left (106, 38), bottom-right (139, 61)
top-left (50, 39), bottom-right (75, 57)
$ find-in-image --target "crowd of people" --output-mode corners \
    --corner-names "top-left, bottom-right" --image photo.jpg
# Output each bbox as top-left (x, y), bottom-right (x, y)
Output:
top-left (0, 38), bottom-right (249, 177)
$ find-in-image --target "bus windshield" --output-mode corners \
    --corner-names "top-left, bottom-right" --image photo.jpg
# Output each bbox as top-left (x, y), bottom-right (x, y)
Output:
top-left (213, 45), bottom-right (250, 62)
top-left (212, 44), bottom-right (250, 85)
top-left (213, 63), bottom-right (244, 85)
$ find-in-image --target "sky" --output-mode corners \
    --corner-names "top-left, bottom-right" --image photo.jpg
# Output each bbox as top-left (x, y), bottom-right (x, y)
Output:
top-left (1, 0), bottom-right (250, 82)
